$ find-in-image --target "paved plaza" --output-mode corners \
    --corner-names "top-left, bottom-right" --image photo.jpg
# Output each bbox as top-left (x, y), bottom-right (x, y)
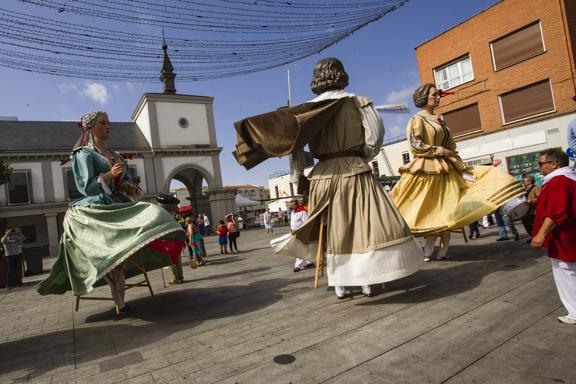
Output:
top-left (1, 225), bottom-right (575, 384)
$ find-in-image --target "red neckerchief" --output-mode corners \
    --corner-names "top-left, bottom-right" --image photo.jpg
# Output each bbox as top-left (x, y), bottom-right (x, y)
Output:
top-left (295, 206), bottom-right (306, 213)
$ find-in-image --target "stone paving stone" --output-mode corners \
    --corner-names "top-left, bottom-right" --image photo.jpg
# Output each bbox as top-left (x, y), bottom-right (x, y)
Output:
top-left (1, 227), bottom-right (575, 384)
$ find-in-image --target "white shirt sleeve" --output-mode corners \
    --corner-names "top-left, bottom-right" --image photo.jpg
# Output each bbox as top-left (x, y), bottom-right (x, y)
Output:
top-left (360, 104), bottom-right (384, 160)
top-left (97, 173), bottom-right (113, 195)
top-left (290, 151), bottom-right (307, 183)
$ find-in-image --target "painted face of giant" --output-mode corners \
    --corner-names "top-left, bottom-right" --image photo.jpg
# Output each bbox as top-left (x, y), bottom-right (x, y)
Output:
top-left (91, 113), bottom-right (111, 141)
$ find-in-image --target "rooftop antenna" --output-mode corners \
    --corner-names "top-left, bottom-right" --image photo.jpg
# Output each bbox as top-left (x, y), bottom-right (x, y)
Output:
top-left (287, 68), bottom-right (292, 108)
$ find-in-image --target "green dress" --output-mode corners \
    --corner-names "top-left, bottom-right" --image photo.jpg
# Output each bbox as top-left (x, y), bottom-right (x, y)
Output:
top-left (38, 147), bottom-right (186, 296)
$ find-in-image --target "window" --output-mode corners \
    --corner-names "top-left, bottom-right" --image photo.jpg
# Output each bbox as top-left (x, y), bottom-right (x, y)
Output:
top-left (7, 170), bottom-right (31, 205)
top-left (499, 79), bottom-right (555, 124)
top-left (491, 22), bottom-right (545, 71)
top-left (21, 225), bottom-right (37, 244)
top-left (371, 161), bottom-right (380, 177)
top-left (434, 55), bottom-right (473, 90)
top-left (65, 169), bottom-right (83, 200)
top-left (402, 153), bottom-right (410, 164)
top-left (289, 183), bottom-right (294, 196)
top-left (274, 185), bottom-right (279, 199)
top-left (442, 103), bottom-right (482, 137)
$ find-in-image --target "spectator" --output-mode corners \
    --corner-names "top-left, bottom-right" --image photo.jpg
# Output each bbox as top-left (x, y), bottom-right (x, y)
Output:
top-left (531, 148), bottom-right (576, 324)
top-left (216, 220), bottom-right (228, 254)
top-left (521, 175), bottom-right (541, 242)
top-left (263, 208), bottom-right (274, 236)
top-left (203, 213), bottom-right (211, 235)
top-left (567, 114), bottom-right (576, 156)
top-left (226, 214), bottom-right (240, 253)
top-left (494, 209), bottom-right (520, 241)
top-left (196, 214), bottom-right (205, 236)
top-left (1, 228), bottom-right (25, 289)
top-left (468, 221), bottom-right (480, 239)
top-left (185, 216), bottom-right (206, 266)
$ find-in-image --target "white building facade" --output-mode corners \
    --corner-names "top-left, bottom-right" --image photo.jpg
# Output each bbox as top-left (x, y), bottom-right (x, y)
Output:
top-left (0, 92), bottom-right (235, 259)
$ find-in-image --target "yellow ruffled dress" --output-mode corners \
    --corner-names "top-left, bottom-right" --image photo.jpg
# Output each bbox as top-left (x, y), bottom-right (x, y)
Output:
top-left (391, 113), bottom-right (524, 235)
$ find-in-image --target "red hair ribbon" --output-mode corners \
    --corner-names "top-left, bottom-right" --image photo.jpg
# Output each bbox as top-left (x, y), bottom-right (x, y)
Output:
top-left (438, 89), bottom-right (454, 97)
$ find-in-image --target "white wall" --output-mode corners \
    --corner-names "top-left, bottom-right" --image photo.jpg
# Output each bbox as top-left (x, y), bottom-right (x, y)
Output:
top-left (52, 161), bottom-right (66, 201)
top-left (155, 102), bottom-right (211, 146)
top-left (134, 102), bottom-right (152, 148)
top-left (376, 141), bottom-right (410, 177)
top-left (456, 113), bottom-right (573, 172)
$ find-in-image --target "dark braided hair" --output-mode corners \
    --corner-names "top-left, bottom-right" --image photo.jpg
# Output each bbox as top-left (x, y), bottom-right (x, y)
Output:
top-left (310, 57), bottom-right (349, 95)
top-left (412, 83), bottom-right (436, 108)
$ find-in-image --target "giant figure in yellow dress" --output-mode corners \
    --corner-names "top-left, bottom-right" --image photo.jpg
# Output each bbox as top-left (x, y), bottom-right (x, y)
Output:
top-left (391, 84), bottom-right (524, 260)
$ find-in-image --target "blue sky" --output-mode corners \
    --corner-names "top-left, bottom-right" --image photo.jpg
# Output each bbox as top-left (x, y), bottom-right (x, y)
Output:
top-left (0, 0), bottom-right (499, 188)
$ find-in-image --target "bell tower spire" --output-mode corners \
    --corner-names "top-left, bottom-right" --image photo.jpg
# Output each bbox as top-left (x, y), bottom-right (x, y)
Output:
top-left (160, 30), bottom-right (176, 95)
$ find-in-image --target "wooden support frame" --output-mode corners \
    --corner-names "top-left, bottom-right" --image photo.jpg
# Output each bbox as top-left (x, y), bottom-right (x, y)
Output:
top-left (74, 257), bottom-right (155, 316)
top-left (313, 214), bottom-right (326, 289)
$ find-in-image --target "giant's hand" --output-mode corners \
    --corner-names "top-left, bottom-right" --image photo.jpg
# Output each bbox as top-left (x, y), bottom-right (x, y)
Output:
top-left (110, 163), bottom-right (124, 178)
top-left (437, 146), bottom-right (458, 158)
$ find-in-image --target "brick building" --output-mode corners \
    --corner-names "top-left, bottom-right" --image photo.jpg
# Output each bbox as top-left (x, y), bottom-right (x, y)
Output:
top-left (376, 0), bottom-right (576, 183)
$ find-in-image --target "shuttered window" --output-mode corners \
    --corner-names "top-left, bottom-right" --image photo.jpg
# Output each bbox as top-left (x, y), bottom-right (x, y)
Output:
top-left (491, 22), bottom-right (545, 71)
top-left (7, 170), bottom-right (32, 205)
top-left (442, 103), bottom-right (482, 137)
top-left (499, 80), bottom-right (555, 124)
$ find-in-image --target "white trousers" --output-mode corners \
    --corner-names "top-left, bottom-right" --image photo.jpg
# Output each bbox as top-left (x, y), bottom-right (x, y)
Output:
top-left (551, 259), bottom-right (576, 319)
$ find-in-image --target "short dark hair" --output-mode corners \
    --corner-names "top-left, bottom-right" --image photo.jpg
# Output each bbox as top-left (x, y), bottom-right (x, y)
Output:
top-left (310, 57), bottom-right (349, 95)
top-left (540, 148), bottom-right (569, 167)
top-left (413, 83), bottom-right (436, 108)
top-left (522, 174), bottom-right (536, 183)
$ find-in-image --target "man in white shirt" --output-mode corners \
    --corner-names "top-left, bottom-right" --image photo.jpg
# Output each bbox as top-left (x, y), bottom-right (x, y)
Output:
top-left (291, 199), bottom-right (315, 272)
top-left (203, 213), bottom-right (211, 235)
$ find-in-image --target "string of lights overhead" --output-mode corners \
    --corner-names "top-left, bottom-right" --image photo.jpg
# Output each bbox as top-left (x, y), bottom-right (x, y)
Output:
top-left (0, 0), bottom-right (409, 82)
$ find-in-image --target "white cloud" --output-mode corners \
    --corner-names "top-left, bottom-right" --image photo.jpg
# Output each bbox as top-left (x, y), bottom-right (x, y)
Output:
top-left (82, 82), bottom-right (110, 104)
top-left (126, 82), bottom-right (136, 94)
top-left (386, 84), bottom-right (417, 103)
top-left (387, 125), bottom-right (405, 138)
top-left (58, 82), bottom-right (78, 93)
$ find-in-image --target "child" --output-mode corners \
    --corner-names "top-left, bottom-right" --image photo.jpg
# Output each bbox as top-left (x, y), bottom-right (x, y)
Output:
top-left (216, 220), bottom-right (228, 254)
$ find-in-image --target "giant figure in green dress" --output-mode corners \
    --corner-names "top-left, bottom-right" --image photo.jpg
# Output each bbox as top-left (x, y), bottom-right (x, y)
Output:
top-left (38, 111), bottom-right (186, 313)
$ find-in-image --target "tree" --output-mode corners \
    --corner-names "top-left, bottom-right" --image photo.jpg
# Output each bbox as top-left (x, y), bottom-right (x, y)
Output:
top-left (0, 159), bottom-right (12, 186)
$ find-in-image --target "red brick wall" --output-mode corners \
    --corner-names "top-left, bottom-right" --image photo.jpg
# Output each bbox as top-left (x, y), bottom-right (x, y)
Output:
top-left (415, 0), bottom-right (576, 138)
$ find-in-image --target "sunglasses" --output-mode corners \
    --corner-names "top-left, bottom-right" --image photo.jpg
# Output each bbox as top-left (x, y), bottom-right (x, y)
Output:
top-left (538, 160), bottom-right (555, 167)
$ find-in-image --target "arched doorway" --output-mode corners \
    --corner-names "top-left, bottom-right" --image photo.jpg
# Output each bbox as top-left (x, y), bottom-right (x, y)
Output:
top-left (168, 165), bottom-right (213, 223)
